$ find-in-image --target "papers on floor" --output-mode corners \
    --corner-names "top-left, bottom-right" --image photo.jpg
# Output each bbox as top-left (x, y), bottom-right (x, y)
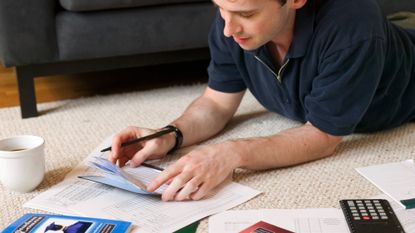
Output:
top-left (356, 159), bottom-right (415, 209)
top-left (71, 181), bottom-right (259, 233)
top-left (24, 136), bottom-right (261, 233)
top-left (209, 208), bottom-right (349, 233)
top-left (372, 193), bottom-right (415, 233)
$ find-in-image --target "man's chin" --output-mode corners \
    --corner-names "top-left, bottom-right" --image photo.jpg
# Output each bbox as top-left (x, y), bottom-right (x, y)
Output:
top-left (239, 44), bottom-right (262, 51)
top-left (237, 40), bottom-right (265, 51)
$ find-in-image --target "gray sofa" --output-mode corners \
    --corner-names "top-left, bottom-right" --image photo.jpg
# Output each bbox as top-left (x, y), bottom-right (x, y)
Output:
top-left (0, 0), bottom-right (215, 118)
top-left (0, 0), bottom-right (413, 118)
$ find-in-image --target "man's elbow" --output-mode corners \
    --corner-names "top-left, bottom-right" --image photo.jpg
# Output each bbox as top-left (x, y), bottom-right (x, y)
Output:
top-left (321, 132), bottom-right (343, 157)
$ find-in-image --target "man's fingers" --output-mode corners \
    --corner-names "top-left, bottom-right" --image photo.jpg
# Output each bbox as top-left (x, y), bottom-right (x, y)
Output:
top-left (129, 143), bottom-right (156, 167)
top-left (109, 127), bottom-right (140, 163)
top-left (162, 175), bottom-right (190, 201)
top-left (147, 165), bottom-right (182, 195)
top-left (190, 182), bottom-right (210, 201)
top-left (175, 179), bottom-right (201, 201)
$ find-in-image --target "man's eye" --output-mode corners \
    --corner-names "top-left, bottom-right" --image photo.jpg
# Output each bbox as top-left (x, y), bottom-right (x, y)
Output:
top-left (239, 12), bottom-right (254, 18)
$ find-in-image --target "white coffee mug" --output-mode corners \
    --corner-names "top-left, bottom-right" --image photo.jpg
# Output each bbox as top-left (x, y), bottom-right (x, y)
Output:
top-left (0, 135), bottom-right (45, 193)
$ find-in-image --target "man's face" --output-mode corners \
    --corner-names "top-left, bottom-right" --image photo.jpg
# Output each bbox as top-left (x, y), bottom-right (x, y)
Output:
top-left (212, 0), bottom-right (292, 50)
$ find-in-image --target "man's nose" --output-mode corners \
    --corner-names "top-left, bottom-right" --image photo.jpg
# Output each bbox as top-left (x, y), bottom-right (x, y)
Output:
top-left (223, 16), bottom-right (241, 37)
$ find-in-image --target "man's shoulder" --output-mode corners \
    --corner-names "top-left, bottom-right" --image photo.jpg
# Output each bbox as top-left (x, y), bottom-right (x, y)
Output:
top-left (314, 0), bottom-right (386, 50)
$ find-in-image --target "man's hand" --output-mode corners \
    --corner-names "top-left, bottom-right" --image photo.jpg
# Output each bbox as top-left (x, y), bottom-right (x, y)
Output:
top-left (146, 143), bottom-right (239, 201)
top-left (109, 126), bottom-right (176, 167)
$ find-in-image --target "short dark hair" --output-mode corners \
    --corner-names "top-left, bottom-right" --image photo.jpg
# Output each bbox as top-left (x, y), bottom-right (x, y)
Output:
top-left (279, 0), bottom-right (287, 6)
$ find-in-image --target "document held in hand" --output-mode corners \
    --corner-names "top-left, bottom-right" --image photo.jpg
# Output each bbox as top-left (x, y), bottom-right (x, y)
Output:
top-left (78, 157), bottom-right (168, 195)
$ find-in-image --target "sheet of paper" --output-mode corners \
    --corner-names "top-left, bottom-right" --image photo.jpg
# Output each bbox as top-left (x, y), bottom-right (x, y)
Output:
top-left (209, 208), bottom-right (349, 233)
top-left (23, 179), bottom-right (115, 215)
top-left (24, 137), bottom-right (115, 214)
top-left (356, 159), bottom-right (415, 209)
top-left (69, 181), bottom-right (260, 233)
top-left (372, 194), bottom-right (415, 233)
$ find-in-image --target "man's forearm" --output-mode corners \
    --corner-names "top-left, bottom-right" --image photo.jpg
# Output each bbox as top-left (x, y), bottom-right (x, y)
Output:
top-left (171, 88), bottom-right (245, 147)
top-left (228, 123), bottom-right (343, 170)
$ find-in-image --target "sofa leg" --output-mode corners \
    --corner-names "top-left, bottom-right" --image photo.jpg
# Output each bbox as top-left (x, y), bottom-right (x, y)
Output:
top-left (15, 67), bottom-right (38, 118)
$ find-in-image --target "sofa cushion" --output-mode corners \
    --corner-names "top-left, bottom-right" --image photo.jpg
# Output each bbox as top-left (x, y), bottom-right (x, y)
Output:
top-left (60, 0), bottom-right (209, 12)
top-left (56, 3), bottom-right (215, 60)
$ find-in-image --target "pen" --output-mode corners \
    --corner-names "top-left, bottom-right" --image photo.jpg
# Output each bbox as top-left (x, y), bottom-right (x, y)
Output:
top-left (141, 162), bottom-right (164, 171)
top-left (100, 127), bottom-right (175, 153)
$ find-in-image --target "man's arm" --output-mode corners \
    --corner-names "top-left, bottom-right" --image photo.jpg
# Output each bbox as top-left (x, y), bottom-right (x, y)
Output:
top-left (227, 122), bottom-right (343, 170)
top-left (149, 118), bottom-right (342, 201)
top-left (169, 87), bottom-right (246, 147)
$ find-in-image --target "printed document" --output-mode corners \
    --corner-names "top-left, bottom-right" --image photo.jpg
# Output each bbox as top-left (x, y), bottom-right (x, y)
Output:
top-left (209, 208), bottom-right (349, 233)
top-left (24, 136), bottom-right (261, 233)
top-left (70, 181), bottom-right (260, 233)
top-left (24, 137), bottom-right (116, 215)
top-left (356, 159), bottom-right (415, 209)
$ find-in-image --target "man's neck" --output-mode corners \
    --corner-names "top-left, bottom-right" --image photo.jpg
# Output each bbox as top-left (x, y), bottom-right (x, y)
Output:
top-left (268, 16), bottom-right (295, 66)
top-left (267, 42), bottom-right (288, 67)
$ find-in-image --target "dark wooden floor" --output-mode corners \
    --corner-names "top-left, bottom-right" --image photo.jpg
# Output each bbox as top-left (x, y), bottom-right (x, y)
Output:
top-left (0, 61), bottom-right (209, 108)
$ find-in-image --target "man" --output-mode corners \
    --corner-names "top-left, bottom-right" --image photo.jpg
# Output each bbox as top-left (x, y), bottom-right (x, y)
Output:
top-left (109, 0), bottom-right (415, 201)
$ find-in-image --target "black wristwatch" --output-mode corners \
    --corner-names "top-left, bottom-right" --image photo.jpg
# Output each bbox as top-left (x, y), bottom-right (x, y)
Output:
top-left (164, 125), bottom-right (183, 154)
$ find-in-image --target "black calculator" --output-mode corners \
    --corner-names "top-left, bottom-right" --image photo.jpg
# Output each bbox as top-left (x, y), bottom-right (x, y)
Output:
top-left (339, 199), bottom-right (405, 233)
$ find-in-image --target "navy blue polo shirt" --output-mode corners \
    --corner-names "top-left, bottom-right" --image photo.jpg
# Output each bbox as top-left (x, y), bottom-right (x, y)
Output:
top-left (207, 0), bottom-right (415, 136)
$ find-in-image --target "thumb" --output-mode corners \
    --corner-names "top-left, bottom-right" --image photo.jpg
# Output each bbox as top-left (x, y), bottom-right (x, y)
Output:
top-left (129, 142), bottom-right (163, 167)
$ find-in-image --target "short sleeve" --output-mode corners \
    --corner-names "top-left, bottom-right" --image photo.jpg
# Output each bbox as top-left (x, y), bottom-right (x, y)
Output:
top-left (305, 38), bottom-right (386, 136)
top-left (207, 12), bottom-right (246, 93)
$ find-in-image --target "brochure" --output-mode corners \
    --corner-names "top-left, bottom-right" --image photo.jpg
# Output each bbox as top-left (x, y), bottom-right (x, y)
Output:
top-left (78, 157), bottom-right (168, 195)
top-left (239, 221), bottom-right (294, 233)
top-left (2, 213), bottom-right (131, 233)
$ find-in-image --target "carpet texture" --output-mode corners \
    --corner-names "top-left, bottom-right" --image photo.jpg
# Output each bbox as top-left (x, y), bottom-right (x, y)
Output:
top-left (0, 83), bottom-right (414, 231)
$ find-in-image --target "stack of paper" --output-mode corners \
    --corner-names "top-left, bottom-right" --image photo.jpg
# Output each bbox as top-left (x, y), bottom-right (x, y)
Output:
top-left (24, 137), bottom-right (261, 233)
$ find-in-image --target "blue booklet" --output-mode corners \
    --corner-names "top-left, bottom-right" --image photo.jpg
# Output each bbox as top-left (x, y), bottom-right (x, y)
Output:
top-left (2, 213), bottom-right (132, 233)
top-left (78, 157), bottom-right (167, 195)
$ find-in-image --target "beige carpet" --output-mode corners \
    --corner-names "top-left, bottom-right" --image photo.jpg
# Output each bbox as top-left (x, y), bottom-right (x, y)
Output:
top-left (0, 83), bottom-right (414, 231)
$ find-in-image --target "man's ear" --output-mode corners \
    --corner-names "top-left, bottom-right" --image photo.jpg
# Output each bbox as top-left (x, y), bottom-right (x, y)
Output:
top-left (288, 0), bottom-right (307, 10)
